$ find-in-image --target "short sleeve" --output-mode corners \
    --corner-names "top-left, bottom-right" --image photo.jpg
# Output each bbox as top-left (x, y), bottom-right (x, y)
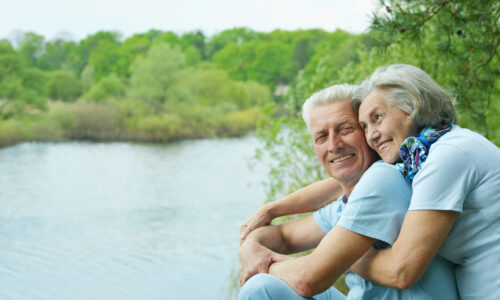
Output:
top-left (409, 144), bottom-right (477, 212)
top-left (313, 197), bottom-right (343, 234)
top-left (338, 162), bottom-right (412, 245)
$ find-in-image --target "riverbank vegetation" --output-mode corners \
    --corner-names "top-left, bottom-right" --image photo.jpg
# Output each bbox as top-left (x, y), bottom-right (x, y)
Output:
top-left (0, 27), bottom-right (367, 147)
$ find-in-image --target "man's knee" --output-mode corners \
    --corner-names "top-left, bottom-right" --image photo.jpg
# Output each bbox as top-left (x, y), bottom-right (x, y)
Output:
top-left (239, 274), bottom-right (289, 300)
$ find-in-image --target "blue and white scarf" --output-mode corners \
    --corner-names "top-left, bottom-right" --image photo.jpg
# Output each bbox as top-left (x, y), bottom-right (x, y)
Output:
top-left (396, 124), bottom-right (452, 181)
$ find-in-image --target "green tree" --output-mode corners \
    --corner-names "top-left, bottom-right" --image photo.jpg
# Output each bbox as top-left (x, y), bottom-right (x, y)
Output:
top-left (167, 68), bottom-right (270, 109)
top-left (87, 38), bottom-right (127, 81)
top-left (128, 43), bottom-right (185, 103)
top-left (206, 27), bottom-right (263, 58)
top-left (247, 41), bottom-right (297, 89)
top-left (47, 70), bottom-right (83, 101)
top-left (121, 32), bottom-right (155, 77)
top-left (212, 42), bottom-right (255, 81)
top-left (18, 32), bottom-right (45, 67)
top-left (290, 30), bottom-right (328, 69)
top-left (69, 31), bottom-right (122, 75)
top-left (0, 41), bottom-right (47, 118)
top-left (212, 40), bottom-right (297, 90)
top-left (180, 31), bottom-right (206, 58)
top-left (154, 31), bottom-right (181, 47)
top-left (37, 38), bottom-right (77, 71)
top-left (369, 0), bottom-right (500, 141)
top-left (84, 74), bottom-right (125, 101)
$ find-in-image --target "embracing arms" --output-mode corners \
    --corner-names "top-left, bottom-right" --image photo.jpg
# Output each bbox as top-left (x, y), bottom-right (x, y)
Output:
top-left (350, 210), bottom-right (458, 289)
top-left (238, 215), bottom-right (325, 286)
top-left (240, 177), bottom-right (342, 242)
top-left (239, 213), bottom-right (377, 297)
top-left (268, 225), bottom-right (376, 297)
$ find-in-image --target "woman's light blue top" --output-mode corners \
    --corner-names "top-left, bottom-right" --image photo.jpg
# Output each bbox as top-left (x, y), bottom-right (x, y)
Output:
top-left (409, 125), bottom-right (500, 299)
top-left (314, 161), bottom-right (458, 300)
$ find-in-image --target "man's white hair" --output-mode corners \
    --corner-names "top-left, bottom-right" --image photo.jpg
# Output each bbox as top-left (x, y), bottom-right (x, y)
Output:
top-left (302, 84), bottom-right (358, 131)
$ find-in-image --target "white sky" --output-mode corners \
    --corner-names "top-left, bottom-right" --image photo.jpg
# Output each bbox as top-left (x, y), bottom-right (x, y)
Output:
top-left (0, 0), bottom-right (378, 41)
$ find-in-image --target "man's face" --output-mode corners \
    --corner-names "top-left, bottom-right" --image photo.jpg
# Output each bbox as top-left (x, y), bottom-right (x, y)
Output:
top-left (309, 100), bottom-right (376, 190)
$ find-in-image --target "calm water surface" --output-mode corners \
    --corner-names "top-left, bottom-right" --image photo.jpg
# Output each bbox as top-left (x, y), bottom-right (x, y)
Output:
top-left (0, 136), bottom-right (267, 300)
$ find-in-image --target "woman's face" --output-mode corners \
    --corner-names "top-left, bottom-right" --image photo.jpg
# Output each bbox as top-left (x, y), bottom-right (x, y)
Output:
top-left (358, 89), bottom-right (418, 164)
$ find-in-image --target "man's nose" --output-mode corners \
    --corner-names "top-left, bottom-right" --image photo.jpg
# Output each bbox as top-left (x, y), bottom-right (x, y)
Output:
top-left (327, 132), bottom-right (344, 152)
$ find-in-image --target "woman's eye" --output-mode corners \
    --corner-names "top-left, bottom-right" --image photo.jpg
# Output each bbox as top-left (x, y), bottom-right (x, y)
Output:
top-left (375, 114), bottom-right (383, 120)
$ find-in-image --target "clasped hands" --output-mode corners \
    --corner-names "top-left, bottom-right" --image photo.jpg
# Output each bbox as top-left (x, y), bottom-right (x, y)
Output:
top-left (238, 238), bottom-right (291, 286)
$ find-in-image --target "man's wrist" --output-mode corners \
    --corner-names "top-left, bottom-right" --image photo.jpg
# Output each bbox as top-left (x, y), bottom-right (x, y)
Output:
top-left (263, 202), bottom-right (277, 220)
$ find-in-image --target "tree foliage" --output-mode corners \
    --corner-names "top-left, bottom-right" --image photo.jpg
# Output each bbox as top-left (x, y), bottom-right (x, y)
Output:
top-left (128, 43), bottom-right (185, 103)
top-left (0, 40), bottom-right (48, 118)
top-left (18, 32), bottom-right (45, 67)
top-left (369, 0), bottom-right (500, 141)
top-left (47, 70), bottom-right (83, 102)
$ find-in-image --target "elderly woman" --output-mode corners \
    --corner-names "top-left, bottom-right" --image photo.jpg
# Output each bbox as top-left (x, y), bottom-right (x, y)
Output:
top-left (240, 64), bottom-right (500, 299)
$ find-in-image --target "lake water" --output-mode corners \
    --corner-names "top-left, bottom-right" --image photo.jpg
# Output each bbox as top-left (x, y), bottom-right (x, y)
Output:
top-left (0, 136), bottom-right (267, 300)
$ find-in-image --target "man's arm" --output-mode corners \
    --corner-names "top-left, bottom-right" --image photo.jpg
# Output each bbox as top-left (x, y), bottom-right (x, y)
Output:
top-left (239, 214), bottom-right (326, 286)
top-left (269, 225), bottom-right (376, 297)
top-left (350, 210), bottom-right (458, 289)
top-left (240, 178), bottom-right (342, 243)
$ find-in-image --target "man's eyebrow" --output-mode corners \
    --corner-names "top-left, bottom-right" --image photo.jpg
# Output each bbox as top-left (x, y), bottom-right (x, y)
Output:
top-left (337, 117), bottom-right (354, 126)
top-left (313, 128), bottom-right (326, 135)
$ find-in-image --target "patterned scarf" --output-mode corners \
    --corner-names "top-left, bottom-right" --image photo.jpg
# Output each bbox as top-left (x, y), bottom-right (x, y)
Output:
top-left (396, 124), bottom-right (452, 181)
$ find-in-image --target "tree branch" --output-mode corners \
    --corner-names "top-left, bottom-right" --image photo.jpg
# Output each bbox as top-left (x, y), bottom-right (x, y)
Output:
top-left (416, 0), bottom-right (451, 28)
top-left (466, 32), bottom-right (500, 90)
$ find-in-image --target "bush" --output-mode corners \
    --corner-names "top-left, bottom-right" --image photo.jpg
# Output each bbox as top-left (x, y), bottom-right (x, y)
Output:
top-left (47, 70), bottom-right (83, 101)
top-left (84, 74), bottom-right (125, 101)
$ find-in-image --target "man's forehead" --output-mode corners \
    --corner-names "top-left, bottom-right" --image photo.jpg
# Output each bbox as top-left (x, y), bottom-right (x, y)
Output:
top-left (310, 102), bottom-right (359, 124)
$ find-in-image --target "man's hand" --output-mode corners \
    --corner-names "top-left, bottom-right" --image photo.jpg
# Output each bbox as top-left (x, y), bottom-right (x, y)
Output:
top-left (238, 239), bottom-right (291, 286)
top-left (239, 206), bottom-right (273, 244)
top-left (239, 178), bottom-right (342, 244)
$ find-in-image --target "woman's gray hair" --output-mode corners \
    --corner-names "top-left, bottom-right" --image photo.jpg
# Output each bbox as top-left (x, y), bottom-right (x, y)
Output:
top-left (302, 84), bottom-right (358, 131)
top-left (351, 64), bottom-right (457, 127)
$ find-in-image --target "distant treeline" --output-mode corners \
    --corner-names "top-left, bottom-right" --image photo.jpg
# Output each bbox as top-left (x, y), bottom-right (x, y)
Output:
top-left (0, 28), bottom-right (368, 147)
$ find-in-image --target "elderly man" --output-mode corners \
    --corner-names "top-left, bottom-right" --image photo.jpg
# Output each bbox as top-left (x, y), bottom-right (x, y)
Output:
top-left (238, 84), bottom-right (458, 299)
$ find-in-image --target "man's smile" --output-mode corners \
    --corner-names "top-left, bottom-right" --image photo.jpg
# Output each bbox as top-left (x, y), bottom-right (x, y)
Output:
top-left (330, 154), bottom-right (355, 163)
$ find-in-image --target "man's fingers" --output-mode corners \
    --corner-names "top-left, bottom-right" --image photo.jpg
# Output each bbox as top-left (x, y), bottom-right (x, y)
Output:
top-left (240, 209), bottom-right (273, 242)
top-left (271, 253), bottom-right (292, 264)
top-left (240, 227), bottom-right (250, 244)
top-left (240, 271), bottom-right (250, 287)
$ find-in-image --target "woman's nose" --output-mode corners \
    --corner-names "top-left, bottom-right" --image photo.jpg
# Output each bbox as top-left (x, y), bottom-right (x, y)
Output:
top-left (367, 126), bottom-right (381, 144)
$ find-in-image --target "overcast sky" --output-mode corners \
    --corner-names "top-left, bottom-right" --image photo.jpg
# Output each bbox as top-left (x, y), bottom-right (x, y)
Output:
top-left (1, 0), bottom-right (378, 41)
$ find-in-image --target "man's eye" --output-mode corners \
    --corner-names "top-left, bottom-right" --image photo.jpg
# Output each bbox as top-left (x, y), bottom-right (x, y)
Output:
top-left (315, 135), bottom-right (326, 143)
top-left (375, 114), bottom-right (383, 120)
top-left (340, 127), bottom-right (353, 134)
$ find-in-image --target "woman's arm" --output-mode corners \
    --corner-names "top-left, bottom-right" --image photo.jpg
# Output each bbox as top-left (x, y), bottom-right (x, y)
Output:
top-left (240, 177), bottom-right (342, 243)
top-left (269, 225), bottom-right (376, 297)
top-left (350, 210), bottom-right (458, 289)
top-left (239, 215), bottom-right (326, 286)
